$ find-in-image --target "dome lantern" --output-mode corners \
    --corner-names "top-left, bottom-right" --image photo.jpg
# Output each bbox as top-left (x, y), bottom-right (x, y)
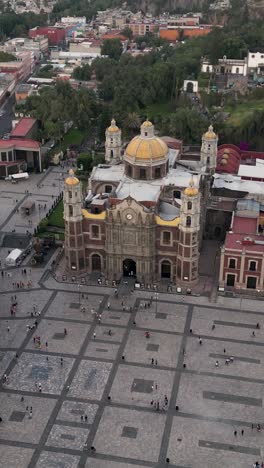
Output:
top-left (65, 169), bottom-right (79, 186)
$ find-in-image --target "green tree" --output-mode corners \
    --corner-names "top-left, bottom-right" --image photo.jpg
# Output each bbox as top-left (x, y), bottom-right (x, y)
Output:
top-left (101, 39), bottom-right (123, 60)
top-left (121, 26), bottom-right (133, 40)
top-left (72, 63), bottom-right (91, 81)
top-left (0, 51), bottom-right (16, 61)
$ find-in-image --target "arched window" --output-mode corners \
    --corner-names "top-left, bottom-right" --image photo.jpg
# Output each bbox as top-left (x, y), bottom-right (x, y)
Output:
top-left (69, 205), bottom-right (73, 216)
top-left (206, 66), bottom-right (210, 73)
top-left (110, 149), bottom-right (114, 158)
top-left (186, 216), bottom-right (191, 227)
top-left (187, 201), bottom-right (192, 210)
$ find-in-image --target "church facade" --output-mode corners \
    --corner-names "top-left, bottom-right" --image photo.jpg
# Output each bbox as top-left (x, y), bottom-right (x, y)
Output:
top-left (63, 120), bottom-right (218, 285)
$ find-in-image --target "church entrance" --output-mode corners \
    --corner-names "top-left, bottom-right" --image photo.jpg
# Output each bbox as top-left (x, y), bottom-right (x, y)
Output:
top-left (161, 260), bottom-right (171, 278)
top-left (186, 81), bottom-right (194, 93)
top-left (123, 258), bottom-right (136, 277)
top-left (91, 254), bottom-right (101, 271)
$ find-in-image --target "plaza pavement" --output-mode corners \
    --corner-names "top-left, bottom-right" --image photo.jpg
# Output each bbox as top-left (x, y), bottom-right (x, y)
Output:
top-left (0, 268), bottom-right (264, 468)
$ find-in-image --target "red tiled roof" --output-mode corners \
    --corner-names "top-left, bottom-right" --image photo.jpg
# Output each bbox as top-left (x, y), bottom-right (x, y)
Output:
top-left (225, 232), bottom-right (264, 252)
top-left (10, 118), bottom-right (37, 138)
top-left (232, 216), bottom-right (257, 235)
top-left (0, 139), bottom-right (40, 150)
top-left (217, 144), bottom-right (241, 174)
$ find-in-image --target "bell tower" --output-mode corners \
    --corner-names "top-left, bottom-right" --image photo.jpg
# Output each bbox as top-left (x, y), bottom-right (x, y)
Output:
top-left (63, 169), bottom-right (86, 272)
top-left (105, 119), bottom-right (122, 163)
top-left (177, 180), bottom-right (200, 283)
top-left (200, 125), bottom-right (218, 173)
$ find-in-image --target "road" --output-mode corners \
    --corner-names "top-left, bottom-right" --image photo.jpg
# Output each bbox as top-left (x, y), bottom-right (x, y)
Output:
top-left (0, 94), bottom-right (15, 137)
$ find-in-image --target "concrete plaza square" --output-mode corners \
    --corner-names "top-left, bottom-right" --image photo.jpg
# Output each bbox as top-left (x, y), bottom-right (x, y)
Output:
top-left (0, 445), bottom-right (34, 468)
top-left (26, 319), bottom-right (89, 354)
top-left (101, 309), bottom-right (130, 326)
top-left (36, 451), bottom-right (80, 468)
top-left (68, 359), bottom-right (112, 400)
top-left (167, 416), bottom-right (262, 468)
top-left (7, 352), bottom-right (74, 394)
top-left (110, 364), bottom-right (174, 407)
top-left (184, 336), bottom-right (264, 380)
top-left (135, 301), bottom-right (188, 332)
top-left (93, 406), bottom-right (166, 462)
top-left (191, 306), bottom-right (264, 341)
top-left (92, 325), bottom-right (126, 342)
top-left (56, 400), bottom-right (98, 424)
top-left (0, 320), bottom-right (29, 347)
top-left (0, 393), bottom-right (56, 443)
top-left (46, 424), bottom-right (89, 450)
top-left (177, 373), bottom-right (264, 422)
top-left (0, 290), bottom-right (53, 318)
top-left (45, 291), bottom-right (104, 322)
top-left (84, 340), bottom-right (120, 360)
top-left (123, 329), bottom-right (182, 367)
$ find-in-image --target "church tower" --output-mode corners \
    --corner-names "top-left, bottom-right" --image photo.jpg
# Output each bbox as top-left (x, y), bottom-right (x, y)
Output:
top-left (177, 180), bottom-right (200, 283)
top-left (63, 169), bottom-right (86, 272)
top-left (200, 125), bottom-right (218, 173)
top-left (105, 119), bottom-right (122, 163)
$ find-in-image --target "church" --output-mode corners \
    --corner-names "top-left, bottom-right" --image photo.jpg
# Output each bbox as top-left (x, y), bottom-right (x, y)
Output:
top-left (63, 120), bottom-right (218, 285)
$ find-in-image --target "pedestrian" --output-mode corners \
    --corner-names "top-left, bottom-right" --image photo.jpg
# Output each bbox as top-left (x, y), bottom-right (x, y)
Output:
top-left (252, 423), bottom-right (254, 430)
top-left (223, 348), bottom-right (226, 353)
top-left (212, 324), bottom-right (215, 330)
top-left (7, 326), bottom-right (10, 332)
top-left (85, 415), bottom-right (88, 422)
top-left (257, 424), bottom-right (261, 432)
top-left (155, 359), bottom-right (158, 365)
top-left (252, 331), bottom-right (255, 337)
top-left (64, 328), bottom-right (67, 336)
top-left (241, 429), bottom-right (244, 436)
top-left (108, 329), bottom-right (112, 336)
top-left (234, 430), bottom-right (237, 436)
top-left (107, 302), bottom-right (110, 310)
top-left (45, 342), bottom-right (48, 348)
top-left (60, 357), bottom-right (63, 366)
top-left (151, 358), bottom-right (154, 365)
top-left (215, 360), bottom-right (219, 367)
top-left (256, 323), bottom-right (260, 329)
top-left (225, 359), bottom-right (230, 365)
top-left (199, 337), bottom-right (202, 345)
top-left (93, 332), bottom-right (96, 339)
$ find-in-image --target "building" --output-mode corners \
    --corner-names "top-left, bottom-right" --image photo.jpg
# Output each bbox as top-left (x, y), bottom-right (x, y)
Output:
top-left (10, 117), bottom-right (38, 140)
top-left (219, 201), bottom-right (264, 292)
top-left (201, 56), bottom-right (247, 76)
top-left (0, 51), bottom-right (32, 83)
top-left (15, 84), bottom-right (34, 103)
top-left (0, 139), bottom-right (41, 177)
top-left (1, 36), bottom-right (49, 60)
top-left (63, 121), bottom-right (218, 284)
top-left (128, 22), bottom-right (157, 36)
top-left (29, 27), bottom-right (66, 46)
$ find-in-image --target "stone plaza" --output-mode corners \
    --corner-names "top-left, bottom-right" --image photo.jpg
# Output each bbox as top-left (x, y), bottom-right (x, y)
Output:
top-left (0, 268), bottom-right (264, 468)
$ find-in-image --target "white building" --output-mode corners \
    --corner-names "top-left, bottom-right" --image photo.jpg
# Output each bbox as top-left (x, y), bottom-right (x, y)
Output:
top-left (61, 16), bottom-right (86, 25)
top-left (201, 56), bottom-right (247, 76)
top-left (247, 51), bottom-right (264, 74)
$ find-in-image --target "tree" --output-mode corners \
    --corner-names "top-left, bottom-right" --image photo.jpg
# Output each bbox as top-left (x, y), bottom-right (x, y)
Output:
top-left (121, 26), bottom-right (133, 40)
top-left (72, 63), bottom-right (91, 81)
top-left (0, 51), bottom-right (16, 62)
top-left (101, 39), bottom-right (123, 60)
top-left (124, 112), bottom-right (141, 131)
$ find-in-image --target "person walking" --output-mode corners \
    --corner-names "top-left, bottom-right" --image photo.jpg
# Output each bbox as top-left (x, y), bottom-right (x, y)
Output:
top-left (199, 337), bottom-right (202, 345)
top-left (93, 332), bottom-right (96, 339)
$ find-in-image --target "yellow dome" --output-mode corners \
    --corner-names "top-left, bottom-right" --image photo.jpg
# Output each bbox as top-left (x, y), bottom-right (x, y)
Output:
top-left (142, 120), bottom-right (153, 127)
top-left (125, 135), bottom-right (168, 161)
top-left (107, 118), bottom-right (119, 133)
top-left (204, 124), bottom-right (216, 139)
top-left (184, 187), bottom-right (198, 196)
top-left (65, 169), bottom-right (79, 186)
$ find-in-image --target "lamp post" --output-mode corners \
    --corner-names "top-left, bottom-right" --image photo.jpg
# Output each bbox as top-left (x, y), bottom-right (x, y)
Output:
top-left (154, 292), bottom-right (159, 315)
top-left (78, 283), bottom-right (81, 306)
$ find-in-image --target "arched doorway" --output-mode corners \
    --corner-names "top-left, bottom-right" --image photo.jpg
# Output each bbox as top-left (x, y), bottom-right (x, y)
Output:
top-left (161, 260), bottom-right (171, 278)
top-left (186, 82), bottom-right (194, 93)
top-left (91, 254), bottom-right (101, 271)
top-left (123, 258), bottom-right (136, 277)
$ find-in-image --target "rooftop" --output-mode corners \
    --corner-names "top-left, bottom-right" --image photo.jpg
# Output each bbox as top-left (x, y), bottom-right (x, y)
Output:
top-left (0, 139), bottom-right (40, 150)
top-left (10, 118), bottom-right (37, 138)
top-left (213, 173), bottom-right (264, 195)
top-left (91, 164), bottom-right (125, 182)
top-left (232, 216), bottom-right (258, 234)
top-left (116, 177), bottom-right (161, 203)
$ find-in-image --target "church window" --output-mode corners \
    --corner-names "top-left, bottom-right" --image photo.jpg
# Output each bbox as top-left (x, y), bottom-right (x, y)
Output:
top-left (162, 231), bottom-right (171, 245)
top-left (91, 225), bottom-right (100, 238)
top-left (69, 205), bottom-right (73, 216)
top-left (187, 201), bottom-right (192, 210)
top-left (186, 216), bottom-right (191, 227)
top-left (229, 258), bottom-right (236, 269)
top-left (105, 185), bottom-right (112, 193)
top-left (155, 167), bottom-right (161, 178)
top-left (208, 144), bottom-right (211, 149)
top-left (140, 168), bottom-right (146, 179)
top-left (249, 260), bottom-right (256, 271)
top-left (110, 150), bottom-right (114, 158)
top-left (145, 132), bottom-right (147, 136)
top-left (69, 191), bottom-right (72, 198)
top-left (127, 165), bottom-right (132, 177)
top-left (236, 67), bottom-right (239, 74)
top-left (207, 157), bottom-right (210, 164)
top-left (173, 190), bottom-right (181, 199)
top-left (111, 138), bottom-right (113, 144)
